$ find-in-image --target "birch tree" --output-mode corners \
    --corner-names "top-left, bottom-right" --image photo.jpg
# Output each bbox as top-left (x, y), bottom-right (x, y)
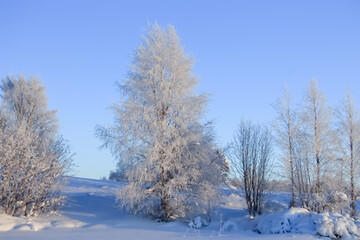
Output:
top-left (96, 23), bottom-right (225, 221)
top-left (273, 86), bottom-right (298, 207)
top-left (336, 92), bottom-right (360, 216)
top-left (301, 79), bottom-right (336, 203)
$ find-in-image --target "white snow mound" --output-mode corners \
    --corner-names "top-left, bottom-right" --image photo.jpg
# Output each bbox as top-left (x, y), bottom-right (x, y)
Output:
top-left (256, 208), bottom-right (360, 239)
top-left (313, 212), bottom-right (358, 239)
top-left (257, 208), bottom-right (312, 234)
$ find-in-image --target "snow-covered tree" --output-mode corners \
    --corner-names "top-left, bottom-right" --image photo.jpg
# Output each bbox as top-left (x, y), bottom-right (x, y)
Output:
top-left (229, 120), bottom-right (272, 217)
top-left (301, 79), bottom-right (336, 196)
top-left (1, 75), bottom-right (58, 138)
top-left (336, 92), bottom-right (360, 216)
top-left (293, 129), bottom-right (314, 208)
top-left (273, 85), bottom-right (299, 207)
top-left (96, 23), bottom-right (225, 221)
top-left (0, 75), bottom-right (72, 217)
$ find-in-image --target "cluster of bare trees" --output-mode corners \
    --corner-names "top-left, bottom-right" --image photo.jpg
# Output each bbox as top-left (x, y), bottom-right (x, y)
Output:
top-left (228, 80), bottom-right (359, 217)
top-left (0, 75), bottom-right (72, 216)
top-left (273, 79), bottom-right (360, 215)
top-left (229, 121), bottom-right (272, 217)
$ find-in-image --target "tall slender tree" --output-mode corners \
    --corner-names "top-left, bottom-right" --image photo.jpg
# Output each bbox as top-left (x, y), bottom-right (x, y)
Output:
top-left (302, 79), bottom-right (335, 198)
top-left (273, 85), bottom-right (298, 207)
top-left (337, 92), bottom-right (360, 216)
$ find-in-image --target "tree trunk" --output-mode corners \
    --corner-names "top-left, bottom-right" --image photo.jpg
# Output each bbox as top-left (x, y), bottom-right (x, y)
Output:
top-left (350, 135), bottom-right (356, 216)
top-left (289, 133), bottom-right (296, 207)
top-left (160, 194), bottom-right (170, 222)
top-left (160, 148), bottom-right (170, 221)
top-left (316, 151), bottom-right (320, 195)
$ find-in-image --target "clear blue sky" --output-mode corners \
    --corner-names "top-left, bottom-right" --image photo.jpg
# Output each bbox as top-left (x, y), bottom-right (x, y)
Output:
top-left (1, 0), bottom-right (359, 179)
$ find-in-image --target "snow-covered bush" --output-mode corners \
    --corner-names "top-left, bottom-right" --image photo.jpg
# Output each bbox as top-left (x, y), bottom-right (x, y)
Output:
top-left (324, 191), bottom-right (349, 214)
top-left (188, 216), bottom-right (206, 229)
top-left (313, 212), bottom-right (358, 239)
top-left (0, 75), bottom-right (72, 217)
top-left (256, 208), bottom-right (360, 239)
top-left (256, 208), bottom-right (313, 234)
top-left (220, 220), bottom-right (238, 233)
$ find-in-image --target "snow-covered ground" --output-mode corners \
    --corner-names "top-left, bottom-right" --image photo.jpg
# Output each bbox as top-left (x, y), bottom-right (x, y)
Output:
top-left (0, 177), bottom-right (323, 239)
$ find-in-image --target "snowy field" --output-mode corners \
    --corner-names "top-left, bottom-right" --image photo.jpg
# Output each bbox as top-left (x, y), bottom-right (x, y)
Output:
top-left (0, 177), bottom-right (324, 239)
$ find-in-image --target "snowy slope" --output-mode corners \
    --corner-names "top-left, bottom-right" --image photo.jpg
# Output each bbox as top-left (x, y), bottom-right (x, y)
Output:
top-left (0, 177), bottom-right (321, 239)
